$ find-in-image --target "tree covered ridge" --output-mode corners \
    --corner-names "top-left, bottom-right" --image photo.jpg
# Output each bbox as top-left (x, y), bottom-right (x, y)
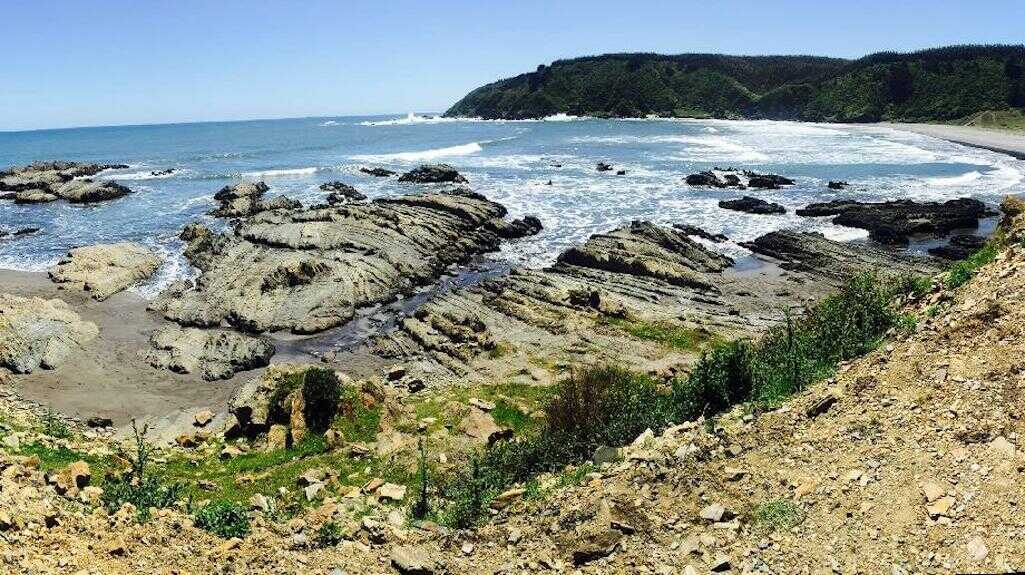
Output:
top-left (445, 44), bottom-right (1025, 123)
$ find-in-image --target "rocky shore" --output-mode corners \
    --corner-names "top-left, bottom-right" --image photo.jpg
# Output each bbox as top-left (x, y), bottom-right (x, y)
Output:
top-left (0, 161), bottom-right (131, 204)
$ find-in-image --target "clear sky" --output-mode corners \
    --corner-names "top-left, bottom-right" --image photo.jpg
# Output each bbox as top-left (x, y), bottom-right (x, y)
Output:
top-left (5, 0), bottom-right (1023, 131)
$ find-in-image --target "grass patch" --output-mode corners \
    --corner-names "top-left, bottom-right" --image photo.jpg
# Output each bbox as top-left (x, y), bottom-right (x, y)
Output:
top-left (752, 499), bottom-right (804, 532)
top-left (605, 317), bottom-right (717, 351)
top-left (194, 500), bottom-right (250, 539)
top-left (946, 243), bottom-right (998, 288)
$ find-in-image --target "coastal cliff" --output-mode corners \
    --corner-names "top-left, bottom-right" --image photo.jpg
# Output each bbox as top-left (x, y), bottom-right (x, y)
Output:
top-left (446, 44), bottom-right (1025, 123)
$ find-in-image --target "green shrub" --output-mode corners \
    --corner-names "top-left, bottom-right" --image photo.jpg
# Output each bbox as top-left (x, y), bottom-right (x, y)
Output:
top-left (102, 420), bottom-right (184, 520)
top-left (752, 499), bottom-right (804, 532)
top-left (946, 243), bottom-right (998, 288)
top-left (41, 408), bottom-right (71, 439)
top-left (672, 340), bottom-right (754, 420)
top-left (314, 521), bottom-right (344, 547)
top-left (268, 367), bottom-right (342, 434)
top-left (194, 501), bottom-right (250, 539)
top-left (301, 368), bottom-right (341, 433)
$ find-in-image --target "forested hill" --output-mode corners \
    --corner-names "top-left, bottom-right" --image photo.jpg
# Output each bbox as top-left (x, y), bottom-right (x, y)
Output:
top-left (445, 45), bottom-right (1025, 123)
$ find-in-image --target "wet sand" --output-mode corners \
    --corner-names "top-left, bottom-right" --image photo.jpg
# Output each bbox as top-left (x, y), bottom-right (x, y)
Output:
top-left (0, 269), bottom-right (246, 439)
top-left (880, 122), bottom-right (1025, 160)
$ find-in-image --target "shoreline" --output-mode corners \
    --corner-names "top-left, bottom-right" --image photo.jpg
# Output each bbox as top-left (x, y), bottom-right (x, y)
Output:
top-left (878, 122), bottom-right (1025, 160)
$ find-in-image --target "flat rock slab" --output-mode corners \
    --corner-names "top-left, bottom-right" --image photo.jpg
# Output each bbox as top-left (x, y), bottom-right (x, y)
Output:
top-left (0, 293), bottom-right (99, 373)
top-left (49, 242), bottom-right (162, 301)
top-left (719, 196), bottom-right (786, 215)
top-left (143, 326), bottom-right (275, 381)
top-left (151, 190), bottom-right (510, 334)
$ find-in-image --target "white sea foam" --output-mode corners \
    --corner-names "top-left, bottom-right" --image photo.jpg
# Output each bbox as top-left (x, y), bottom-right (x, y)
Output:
top-left (352, 141), bottom-right (484, 163)
top-left (927, 171), bottom-right (983, 186)
top-left (100, 169), bottom-right (180, 181)
top-left (320, 120), bottom-right (340, 126)
top-left (358, 113), bottom-right (462, 127)
top-left (237, 167), bottom-right (321, 178)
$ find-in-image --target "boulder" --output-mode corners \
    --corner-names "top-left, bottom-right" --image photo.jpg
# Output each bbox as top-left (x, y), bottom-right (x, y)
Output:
top-left (796, 198), bottom-right (994, 245)
top-left (685, 169), bottom-right (794, 189)
top-left (828, 180), bottom-right (849, 190)
top-left (0, 227), bottom-right (40, 239)
top-left (210, 181), bottom-right (271, 218)
top-left (0, 293), bottom-right (98, 373)
top-left (48, 242), bottom-right (161, 300)
top-left (672, 224), bottom-right (728, 243)
top-left (596, 162), bottom-right (613, 172)
top-left (488, 215), bottom-right (543, 239)
top-left (144, 326), bottom-right (274, 380)
top-left (390, 546), bottom-right (436, 575)
top-left (718, 196), bottom-right (786, 215)
top-left (397, 164), bottom-right (467, 184)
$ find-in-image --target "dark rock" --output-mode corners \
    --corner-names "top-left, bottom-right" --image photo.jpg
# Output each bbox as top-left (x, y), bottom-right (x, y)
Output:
top-left (0, 227), bottom-right (40, 239)
top-left (796, 198), bottom-right (994, 245)
top-left (718, 196), bottom-right (786, 215)
top-left (928, 234), bottom-right (987, 260)
top-left (806, 395), bottom-right (837, 418)
top-left (488, 215), bottom-right (543, 239)
top-left (150, 169), bottom-right (175, 177)
top-left (359, 167), bottom-right (396, 177)
top-left (320, 181), bottom-right (367, 204)
top-left (596, 162), bottom-right (613, 172)
top-left (685, 171), bottom-right (725, 187)
top-left (397, 164), bottom-right (467, 184)
top-left (86, 417), bottom-right (113, 428)
top-left (0, 192), bottom-right (15, 200)
top-left (57, 180), bottom-right (132, 203)
top-left (828, 180), bottom-right (849, 190)
top-left (746, 172), bottom-right (795, 189)
top-left (672, 224), bottom-right (728, 243)
top-left (616, 169), bottom-right (627, 176)
top-left (685, 169), bottom-right (794, 189)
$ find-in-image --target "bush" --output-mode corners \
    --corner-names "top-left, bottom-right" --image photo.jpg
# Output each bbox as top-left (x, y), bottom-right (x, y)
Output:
top-left (41, 408), bottom-right (70, 439)
top-left (102, 419), bottom-right (184, 520)
top-left (946, 243), bottom-right (998, 288)
top-left (194, 501), bottom-right (250, 539)
top-left (752, 499), bottom-right (804, 532)
top-left (314, 521), bottom-right (344, 547)
top-left (672, 340), bottom-right (754, 420)
top-left (268, 367), bottom-right (342, 434)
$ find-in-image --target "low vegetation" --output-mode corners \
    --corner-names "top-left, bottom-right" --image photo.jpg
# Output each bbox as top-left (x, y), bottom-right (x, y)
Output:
top-left (604, 317), bottom-right (718, 351)
top-left (946, 242), bottom-right (998, 288)
top-left (194, 501), bottom-right (250, 539)
top-left (438, 272), bottom-right (917, 527)
top-left (752, 498), bottom-right (805, 533)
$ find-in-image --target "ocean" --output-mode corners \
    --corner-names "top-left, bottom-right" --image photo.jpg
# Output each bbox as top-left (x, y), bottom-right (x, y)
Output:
top-left (2, 113), bottom-right (1023, 296)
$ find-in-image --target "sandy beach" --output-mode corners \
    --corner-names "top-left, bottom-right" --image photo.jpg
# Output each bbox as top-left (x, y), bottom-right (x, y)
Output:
top-left (0, 269), bottom-right (244, 439)
top-left (880, 122), bottom-right (1025, 160)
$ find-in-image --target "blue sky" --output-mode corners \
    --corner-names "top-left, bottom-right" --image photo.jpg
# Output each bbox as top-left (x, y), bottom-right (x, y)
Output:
top-left (4, 0), bottom-right (1023, 131)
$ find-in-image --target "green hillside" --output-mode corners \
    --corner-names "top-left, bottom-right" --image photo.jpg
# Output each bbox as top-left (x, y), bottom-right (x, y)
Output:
top-left (445, 45), bottom-right (1025, 123)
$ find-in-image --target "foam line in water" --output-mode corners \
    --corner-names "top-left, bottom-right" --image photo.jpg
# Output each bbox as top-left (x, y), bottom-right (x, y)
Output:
top-left (352, 141), bottom-right (484, 162)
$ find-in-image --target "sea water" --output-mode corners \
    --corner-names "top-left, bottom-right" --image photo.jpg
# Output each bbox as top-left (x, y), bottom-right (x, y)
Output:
top-left (1, 114), bottom-right (1023, 296)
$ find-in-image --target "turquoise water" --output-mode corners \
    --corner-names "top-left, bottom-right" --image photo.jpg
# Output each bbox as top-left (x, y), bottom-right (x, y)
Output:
top-left (2, 114), bottom-right (1022, 295)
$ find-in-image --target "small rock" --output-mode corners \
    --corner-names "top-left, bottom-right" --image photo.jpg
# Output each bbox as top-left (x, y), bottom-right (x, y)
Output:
top-left (925, 496), bottom-right (955, 518)
top-left (390, 545), bottom-right (435, 575)
top-left (966, 536), bottom-right (988, 562)
top-left (194, 410), bottom-right (214, 427)
top-left (700, 503), bottom-right (730, 522)
top-left (378, 483), bottom-right (407, 502)
top-left (921, 481), bottom-right (946, 503)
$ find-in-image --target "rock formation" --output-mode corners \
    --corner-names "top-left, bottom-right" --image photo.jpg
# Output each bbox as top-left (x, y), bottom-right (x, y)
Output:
top-left (143, 326), bottom-right (275, 381)
top-left (0, 161), bottom-right (131, 204)
top-left (151, 190), bottom-right (513, 334)
top-left (0, 294), bottom-right (98, 373)
top-left (48, 242), bottom-right (162, 301)
top-left (685, 169), bottom-right (794, 189)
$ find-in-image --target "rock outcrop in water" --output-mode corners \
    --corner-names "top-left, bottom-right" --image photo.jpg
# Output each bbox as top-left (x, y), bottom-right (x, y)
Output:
top-left (143, 326), bottom-right (275, 381)
top-left (397, 164), bottom-right (468, 184)
top-left (718, 196), bottom-right (786, 215)
top-left (360, 167), bottom-right (396, 178)
top-left (0, 294), bottom-right (99, 373)
top-left (928, 234), bottom-right (988, 260)
top-left (685, 169), bottom-right (794, 190)
top-left (796, 198), bottom-right (994, 244)
top-left (0, 161), bottom-right (131, 204)
top-left (48, 242), bottom-right (162, 301)
top-left (151, 190), bottom-right (514, 335)
top-left (210, 181), bottom-right (302, 218)
top-left (319, 182), bottom-right (367, 205)
top-left (740, 230), bottom-right (939, 280)
top-left (487, 215), bottom-right (543, 239)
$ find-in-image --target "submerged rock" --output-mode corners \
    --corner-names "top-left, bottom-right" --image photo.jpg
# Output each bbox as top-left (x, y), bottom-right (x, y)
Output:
top-left (143, 325), bottom-right (275, 381)
top-left (718, 196), bottom-right (786, 215)
top-left (828, 180), bottom-right (849, 190)
top-left (54, 179), bottom-right (131, 203)
top-left (48, 242), bottom-right (161, 301)
top-left (0, 227), bottom-right (40, 239)
top-left (796, 198), bottom-right (994, 244)
top-left (398, 164), bottom-right (468, 184)
top-left (0, 293), bottom-right (99, 373)
top-left (672, 224), bottom-right (728, 243)
top-left (359, 167), bottom-right (396, 177)
top-left (928, 234), bottom-right (987, 260)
